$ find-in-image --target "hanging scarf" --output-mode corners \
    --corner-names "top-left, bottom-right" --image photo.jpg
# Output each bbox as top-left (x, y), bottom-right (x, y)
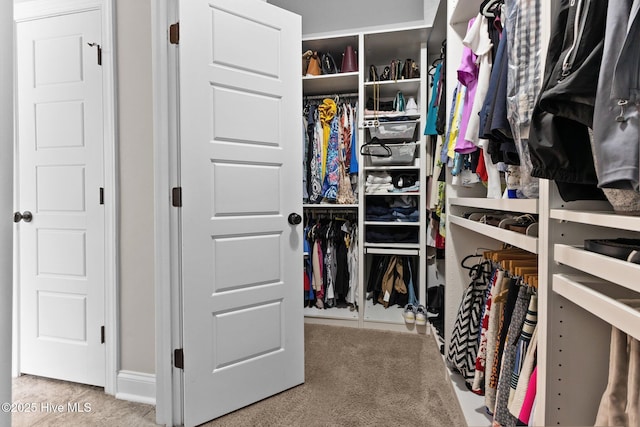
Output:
top-left (321, 114), bottom-right (340, 201)
top-left (318, 99), bottom-right (337, 179)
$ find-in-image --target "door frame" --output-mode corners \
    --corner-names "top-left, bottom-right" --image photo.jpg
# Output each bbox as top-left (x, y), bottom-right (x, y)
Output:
top-left (1, 1), bottom-right (14, 425)
top-left (151, 0), bottom-right (180, 424)
top-left (12, 0), bottom-right (119, 395)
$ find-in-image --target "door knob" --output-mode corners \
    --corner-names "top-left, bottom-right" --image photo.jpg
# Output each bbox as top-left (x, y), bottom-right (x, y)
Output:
top-left (13, 211), bottom-right (33, 223)
top-left (287, 213), bottom-right (302, 225)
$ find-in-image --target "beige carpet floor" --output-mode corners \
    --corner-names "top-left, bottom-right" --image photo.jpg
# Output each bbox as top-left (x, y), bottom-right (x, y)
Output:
top-left (12, 324), bottom-right (464, 426)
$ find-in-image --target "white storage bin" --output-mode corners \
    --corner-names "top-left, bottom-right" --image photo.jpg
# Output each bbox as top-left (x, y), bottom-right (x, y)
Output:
top-left (367, 121), bottom-right (417, 141)
top-left (368, 142), bottom-right (417, 165)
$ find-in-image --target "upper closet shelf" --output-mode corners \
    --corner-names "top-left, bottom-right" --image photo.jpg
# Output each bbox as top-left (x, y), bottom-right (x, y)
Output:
top-left (363, 79), bottom-right (420, 97)
top-left (555, 244), bottom-right (640, 294)
top-left (553, 274), bottom-right (640, 341)
top-left (550, 209), bottom-right (640, 232)
top-left (449, 0), bottom-right (483, 26)
top-left (450, 197), bottom-right (539, 214)
top-left (449, 215), bottom-right (538, 253)
top-left (303, 73), bottom-right (359, 96)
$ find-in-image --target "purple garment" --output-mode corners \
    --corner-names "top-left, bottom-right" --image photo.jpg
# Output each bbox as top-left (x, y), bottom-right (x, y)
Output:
top-left (455, 18), bottom-right (479, 155)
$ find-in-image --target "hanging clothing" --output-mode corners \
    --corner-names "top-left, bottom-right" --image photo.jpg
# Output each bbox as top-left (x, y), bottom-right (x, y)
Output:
top-left (455, 17), bottom-right (479, 155)
top-left (321, 115), bottom-right (340, 200)
top-left (447, 261), bottom-right (489, 386)
top-left (472, 265), bottom-right (502, 395)
top-left (527, 0), bottom-right (608, 201)
top-left (463, 13), bottom-right (493, 147)
top-left (425, 62), bottom-right (443, 136)
top-left (350, 104), bottom-right (359, 174)
top-left (318, 98), bottom-right (337, 179)
top-left (593, 0), bottom-right (640, 192)
top-left (492, 286), bottom-right (532, 426)
top-left (308, 106), bottom-right (323, 203)
top-left (504, 0), bottom-right (543, 199)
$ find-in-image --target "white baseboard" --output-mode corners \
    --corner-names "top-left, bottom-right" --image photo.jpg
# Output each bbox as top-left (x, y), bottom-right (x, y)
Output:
top-left (115, 370), bottom-right (156, 405)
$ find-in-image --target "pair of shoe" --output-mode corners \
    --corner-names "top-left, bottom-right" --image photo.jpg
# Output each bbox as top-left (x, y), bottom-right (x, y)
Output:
top-left (403, 303), bottom-right (428, 326)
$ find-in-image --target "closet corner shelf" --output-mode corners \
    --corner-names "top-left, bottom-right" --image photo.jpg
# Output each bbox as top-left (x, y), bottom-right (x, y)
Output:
top-left (553, 274), bottom-right (640, 341)
top-left (302, 72), bottom-right (359, 96)
top-left (449, 215), bottom-right (538, 253)
top-left (449, 197), bottom-right (539, 214)
top-left (550, 209), bottom-right (640, 232)
top-left (554, 244), bottom-right (640, 294)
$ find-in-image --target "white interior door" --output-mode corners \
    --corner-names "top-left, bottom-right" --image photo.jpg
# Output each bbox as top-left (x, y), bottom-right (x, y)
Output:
top-left (15, 9), bottom-right (105, 387)
top-left (178, 0), bottom-right (303, 425)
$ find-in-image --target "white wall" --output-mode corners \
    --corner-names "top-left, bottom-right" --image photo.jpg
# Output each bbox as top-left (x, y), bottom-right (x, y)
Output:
top-left (1, 0), bottom-right (14, 423)
top-left (115, 0), bottom-right (155, 374)
top-left (268, 0), bottom-right (437, 36)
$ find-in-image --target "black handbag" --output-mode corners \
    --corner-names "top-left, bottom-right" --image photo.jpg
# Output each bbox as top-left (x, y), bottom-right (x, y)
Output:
top-left (321, 52), bottom-right (338, 74)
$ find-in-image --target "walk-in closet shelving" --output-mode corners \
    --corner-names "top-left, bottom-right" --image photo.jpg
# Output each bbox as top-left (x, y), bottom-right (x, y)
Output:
top-left (301, 23), bottom-right (435, 333)
top-left (540, 180), bottom-right (640, 425)
top-left (445, 197), bottom-right (540, 425)
top-left (360, 27), bottom-right (429, 331)
top-left (302, 34), bottom-right (359, 96)
top-left (302, 32), bottom-right (361, 325)
top-left (445, 0), bottom-right (640, 423)
top-left (442, 0), bottom-right (548, 425)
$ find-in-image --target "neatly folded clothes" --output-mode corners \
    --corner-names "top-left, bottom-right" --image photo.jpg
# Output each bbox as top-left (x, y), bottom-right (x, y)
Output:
top-left (366, 227), bottom-right (419, 243)
top-left (367, 172), bottom-right (392, 184)
top-left (365, 183), bottom-right (394, 194)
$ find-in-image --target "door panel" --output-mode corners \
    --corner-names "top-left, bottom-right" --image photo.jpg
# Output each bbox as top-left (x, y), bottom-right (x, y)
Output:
top-left (179, 1), bottom-right (303, 425)
top-left (16, 9), bottom-right (105, 387)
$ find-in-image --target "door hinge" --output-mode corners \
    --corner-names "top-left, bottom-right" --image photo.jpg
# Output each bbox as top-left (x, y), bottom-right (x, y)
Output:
top-left (169, 22), bottom-right (179, 45)
top-left (100, 326), bottom-right (105, 344)
top-left (172, 187), bottom-right (182, 207)
top-left (87, 42), bottom-right (102, 65)
top-left (174, 348), bottom-right (184, 369)
top-left (99, 187), bottom-right (104, 205)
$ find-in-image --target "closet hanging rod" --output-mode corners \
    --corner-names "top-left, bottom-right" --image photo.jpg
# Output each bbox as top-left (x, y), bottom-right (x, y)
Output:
top-left (304, 92), bottom-right (359, 101)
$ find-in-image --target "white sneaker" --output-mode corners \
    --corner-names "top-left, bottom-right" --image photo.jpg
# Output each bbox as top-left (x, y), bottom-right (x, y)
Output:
top-left (403, 304), bottom-right (416, 324)
top-left (415, 305), bottom-right (428, 325)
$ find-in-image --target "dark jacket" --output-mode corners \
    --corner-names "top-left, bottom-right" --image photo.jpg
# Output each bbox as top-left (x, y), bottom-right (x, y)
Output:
top-left (592, 0), bottom-right (640, 191)
top-left (527, 0), bottom-right (608, 199)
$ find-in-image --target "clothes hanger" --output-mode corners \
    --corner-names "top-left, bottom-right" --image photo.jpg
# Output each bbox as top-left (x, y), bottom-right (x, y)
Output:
top-left (480, 0), bottom-right (503, 17)
top-left (483, 247), bottom-right (530, 262)
top-left (501, 258), bottom-right (537, 272)
top-left (514, 266), bottom-right (538, 277)
top-left (523, 274), bottom-right (538, 289)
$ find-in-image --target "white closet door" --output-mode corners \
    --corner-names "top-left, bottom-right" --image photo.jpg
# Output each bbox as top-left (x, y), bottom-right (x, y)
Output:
top-left (178, 0), bottom-right (304, 425)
